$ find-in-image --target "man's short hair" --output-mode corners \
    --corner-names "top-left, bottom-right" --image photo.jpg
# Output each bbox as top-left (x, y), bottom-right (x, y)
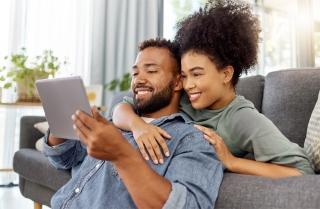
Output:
top-left (138, 38), bottom-right (181, 74)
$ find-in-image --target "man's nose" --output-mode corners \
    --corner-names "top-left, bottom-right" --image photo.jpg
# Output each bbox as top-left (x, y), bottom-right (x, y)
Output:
top-left (133, 73), bottom-right (147, 85)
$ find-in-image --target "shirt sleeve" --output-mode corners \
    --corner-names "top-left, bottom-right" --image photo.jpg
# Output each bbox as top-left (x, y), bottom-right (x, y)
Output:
top-left (43, 130), bottom-right (87, 170)
top-left (109, 96), bottom-right (134, 120)
top-left (163, 131), bottom-right (224, 209)
top-left (230, 108), bottom-right (314, 174)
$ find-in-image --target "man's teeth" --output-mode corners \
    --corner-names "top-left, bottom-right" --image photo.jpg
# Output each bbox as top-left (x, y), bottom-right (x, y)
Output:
top-left (137, 90), bottom-right (150, 95)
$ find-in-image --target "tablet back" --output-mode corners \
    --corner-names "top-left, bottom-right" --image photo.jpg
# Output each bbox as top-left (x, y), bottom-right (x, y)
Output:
top-left (36, 76), bottom-right (92, 139)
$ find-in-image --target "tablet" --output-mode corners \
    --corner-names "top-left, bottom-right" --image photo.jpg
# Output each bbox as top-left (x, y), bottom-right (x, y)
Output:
top-left (36, 76), bottom-right (92, 140)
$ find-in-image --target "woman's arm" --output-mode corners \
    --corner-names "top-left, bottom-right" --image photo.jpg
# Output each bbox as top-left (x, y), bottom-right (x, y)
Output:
top-left (113, 103), bottom-right (171, 164)
top-left (112, 103), bottom-right (145, 131)
top-left (195, 125), bottom-right (301, 179)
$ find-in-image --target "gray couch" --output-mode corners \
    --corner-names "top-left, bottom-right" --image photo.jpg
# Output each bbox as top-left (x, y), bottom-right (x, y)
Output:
top-left (13, 68), bottom-right (320, 209)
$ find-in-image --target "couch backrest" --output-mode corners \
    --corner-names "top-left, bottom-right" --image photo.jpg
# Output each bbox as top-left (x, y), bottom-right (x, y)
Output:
top-left (262, 68), bottom-right (320, 146)
top-left (236, 75), bottom-right (265, 112)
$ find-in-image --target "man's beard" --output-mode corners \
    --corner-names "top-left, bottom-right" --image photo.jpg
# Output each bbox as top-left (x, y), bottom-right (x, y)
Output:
top-left (133, 80), bottom-right (175, 115)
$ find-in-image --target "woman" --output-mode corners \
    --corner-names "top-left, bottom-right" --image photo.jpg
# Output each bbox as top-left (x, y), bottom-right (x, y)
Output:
top-left (113, 0), bottom-right (314, 178)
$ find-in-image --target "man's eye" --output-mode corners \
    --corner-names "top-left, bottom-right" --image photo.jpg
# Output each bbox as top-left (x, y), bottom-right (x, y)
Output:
top-left (148, 70), bottom-right (157, 73)
top-left (132, 72), bottom-right (138, 77)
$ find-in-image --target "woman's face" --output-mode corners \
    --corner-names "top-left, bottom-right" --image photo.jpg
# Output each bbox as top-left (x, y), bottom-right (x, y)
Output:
top-left (181, 51), bottom-right (234, 110)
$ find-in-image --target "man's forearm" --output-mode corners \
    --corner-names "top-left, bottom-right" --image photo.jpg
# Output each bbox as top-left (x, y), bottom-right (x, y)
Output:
top-left (230, 157), bottom-right (302, 178)
top-left (113, 144), bottom-right (171, 209)
top-left (113, 103), bottom-right (145, 131)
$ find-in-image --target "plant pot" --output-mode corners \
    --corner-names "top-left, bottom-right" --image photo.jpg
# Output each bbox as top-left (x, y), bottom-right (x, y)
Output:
top-left (16, 74), bottom-right (48, 103)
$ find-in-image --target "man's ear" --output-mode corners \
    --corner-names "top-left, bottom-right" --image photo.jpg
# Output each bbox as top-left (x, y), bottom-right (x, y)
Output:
top-left (223, 66), bottom-right (234, 84)
top-left (174, 75), bottom-right (183, 91)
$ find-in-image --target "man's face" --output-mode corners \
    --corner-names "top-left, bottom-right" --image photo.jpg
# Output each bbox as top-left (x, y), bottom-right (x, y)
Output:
top-left (131, 47), bottom-right (177, 115)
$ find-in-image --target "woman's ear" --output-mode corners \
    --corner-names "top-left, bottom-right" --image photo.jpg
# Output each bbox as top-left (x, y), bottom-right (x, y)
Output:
top-left (223, 66), bottom-right (234, 84)
top-left (174, 75), bottom-right (184, 91)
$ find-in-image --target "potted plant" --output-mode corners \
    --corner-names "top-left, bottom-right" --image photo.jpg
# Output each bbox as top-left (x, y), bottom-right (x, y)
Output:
top-left (105, 72), bottom-right (131, 92)
top-left (0, 48), bottom-right (66, 102)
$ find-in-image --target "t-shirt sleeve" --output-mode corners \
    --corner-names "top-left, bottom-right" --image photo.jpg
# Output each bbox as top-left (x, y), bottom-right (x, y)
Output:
top-left (230, 108), bottom-right (314, 174)
top-left (109, 96), bottom-right (134, 120)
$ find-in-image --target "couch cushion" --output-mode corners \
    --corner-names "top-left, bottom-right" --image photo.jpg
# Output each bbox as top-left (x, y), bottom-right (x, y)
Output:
top-left (262, 68), bottom-right (320, 146)
top-left (13, 148), bottom-right (71, 191)
top-left (236, 75), bottom-right (265, 112)
top-left (215, 173), bottom-right (320, 209)
top-left (304, 90), bottom-right (320, 172)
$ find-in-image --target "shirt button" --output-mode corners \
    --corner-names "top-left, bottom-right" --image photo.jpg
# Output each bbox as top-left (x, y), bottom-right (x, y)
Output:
top-left (96, 164), bottom-right (101, 169)
top-left (75, 188), bottom-right (80, 193)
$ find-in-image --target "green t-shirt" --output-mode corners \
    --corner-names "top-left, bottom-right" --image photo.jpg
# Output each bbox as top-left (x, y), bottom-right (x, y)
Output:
top-left (122, 94), bottom-right (314, 174)
top-left (180, 93), bottom-right (314, 174)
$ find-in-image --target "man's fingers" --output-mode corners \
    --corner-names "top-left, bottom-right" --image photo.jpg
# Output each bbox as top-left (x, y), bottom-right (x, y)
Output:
top-left (136, 140), bottom-right (149, 161)
top-left (75, 110), bottom-right (97, 129)
top-left (74, 125), bottom-right (88, 144)
top-left (92, 106), bottom-right (108, 123)
top-left (72, 114), bottom-right (91, 137)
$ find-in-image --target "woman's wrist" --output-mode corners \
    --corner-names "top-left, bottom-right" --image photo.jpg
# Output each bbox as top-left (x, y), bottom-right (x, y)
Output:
top-left (129, 116), bottom-right (146, 132)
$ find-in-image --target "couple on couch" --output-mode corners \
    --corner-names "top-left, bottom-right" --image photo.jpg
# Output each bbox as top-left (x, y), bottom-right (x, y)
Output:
top-left (43, 1), bottom-right (314, 209)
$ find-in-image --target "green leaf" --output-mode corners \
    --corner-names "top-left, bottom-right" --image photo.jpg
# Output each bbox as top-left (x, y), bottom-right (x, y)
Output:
top-left (105, 79), bottom-right (119, 91)
top-left (3, 83), bottom-right (12, 89)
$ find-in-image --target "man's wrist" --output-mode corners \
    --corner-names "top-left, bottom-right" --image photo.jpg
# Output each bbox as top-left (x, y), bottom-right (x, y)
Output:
top-left (113, 143), bottom-right (143, 170)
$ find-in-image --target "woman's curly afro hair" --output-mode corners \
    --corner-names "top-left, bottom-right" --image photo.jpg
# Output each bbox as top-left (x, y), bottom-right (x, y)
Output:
top-left (175, 0), bottom-right (261, 86)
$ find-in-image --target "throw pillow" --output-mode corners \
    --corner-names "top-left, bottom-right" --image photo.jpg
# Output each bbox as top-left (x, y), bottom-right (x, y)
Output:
top-left (304, 90), bottom-right (320, 172)
top-left (34, 121), bottom-right (49, 152)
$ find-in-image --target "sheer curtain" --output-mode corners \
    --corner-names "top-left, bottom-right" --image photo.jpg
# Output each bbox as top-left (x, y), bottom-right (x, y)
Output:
top-left (1, 0), bottom-right (94, 184)
top-left (9, 0), bottom-right (93, 82)
top-left (89, 0), bottom-right (164, 107)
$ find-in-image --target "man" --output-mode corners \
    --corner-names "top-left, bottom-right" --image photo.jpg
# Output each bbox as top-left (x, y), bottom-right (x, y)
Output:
top-left (44, 38), bottom-right (223, 209)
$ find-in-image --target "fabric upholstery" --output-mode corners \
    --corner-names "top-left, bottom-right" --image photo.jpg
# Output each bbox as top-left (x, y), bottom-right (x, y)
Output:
top-left (262, 68), bottom-right (320, 146)
top-left (304, 90), bottom-right (320, 172)
top-left (215, 173), bottom-right (320, 209)
top-left (13, 149), bottom-right (70, 191)
top-left (236, 75), bottom-right (265, 112)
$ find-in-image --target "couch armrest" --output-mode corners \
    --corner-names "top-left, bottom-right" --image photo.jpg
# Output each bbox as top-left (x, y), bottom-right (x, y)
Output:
top-left (216, 173), bottom-right (320, 209)
top-left (20, 116), bottom-right (46, 149)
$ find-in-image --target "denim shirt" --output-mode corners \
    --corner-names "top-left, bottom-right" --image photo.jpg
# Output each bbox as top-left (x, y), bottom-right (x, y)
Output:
top-left (43, 113), bottom-right (224, 209)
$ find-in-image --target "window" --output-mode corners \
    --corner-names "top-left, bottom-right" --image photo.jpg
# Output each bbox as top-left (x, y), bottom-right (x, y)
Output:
top-left (163, 0), bottom-right (205, 39)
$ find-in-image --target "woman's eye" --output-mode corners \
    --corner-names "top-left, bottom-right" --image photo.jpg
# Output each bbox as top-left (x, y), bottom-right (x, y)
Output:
top-left (193, 73), bottom-right (202, 77)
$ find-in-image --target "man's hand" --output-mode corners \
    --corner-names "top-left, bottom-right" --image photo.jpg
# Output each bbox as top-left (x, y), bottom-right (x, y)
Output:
top-left (72, 107), bottom-right (129, 161)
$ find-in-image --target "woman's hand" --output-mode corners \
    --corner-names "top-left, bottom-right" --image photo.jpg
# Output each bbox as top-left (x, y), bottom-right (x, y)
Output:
top-left (132, 121), bottom-right (171, 164)
top-left (194, 124), bottom-right (236, 170)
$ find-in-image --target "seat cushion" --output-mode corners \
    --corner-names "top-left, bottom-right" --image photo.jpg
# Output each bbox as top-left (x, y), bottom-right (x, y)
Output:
top-left (13, 148), bottom-right (71, 191)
